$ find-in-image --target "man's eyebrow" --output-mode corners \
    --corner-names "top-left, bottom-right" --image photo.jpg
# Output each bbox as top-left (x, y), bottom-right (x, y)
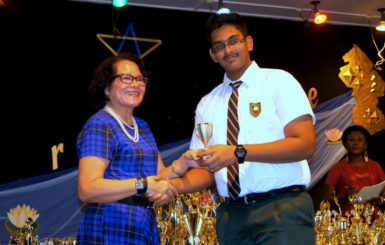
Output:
top-left (212, 35), bottom-right (240, 44)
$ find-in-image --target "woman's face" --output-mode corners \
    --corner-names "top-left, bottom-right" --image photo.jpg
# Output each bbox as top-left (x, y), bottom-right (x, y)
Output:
top-left (107, 59), bottom-right (146, 110)
top-left (345, 131), bottom-right (367, 155)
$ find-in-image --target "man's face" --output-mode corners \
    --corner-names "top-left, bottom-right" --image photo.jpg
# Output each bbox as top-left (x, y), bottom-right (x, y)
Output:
top-left (209, 24), bottom-right (253, 80)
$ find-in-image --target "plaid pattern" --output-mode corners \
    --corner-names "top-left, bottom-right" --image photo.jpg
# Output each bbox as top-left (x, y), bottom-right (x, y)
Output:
top-left (76, 110), bottom-right (160, 245)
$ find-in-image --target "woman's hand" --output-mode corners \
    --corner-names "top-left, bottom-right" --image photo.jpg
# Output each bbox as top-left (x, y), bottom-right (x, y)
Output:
top-left (180, 149), bottom-right (204, 169)
top-left (171, 150), bottom-right (209, 177)
top-left (146, 175), bottom-right (177, 205)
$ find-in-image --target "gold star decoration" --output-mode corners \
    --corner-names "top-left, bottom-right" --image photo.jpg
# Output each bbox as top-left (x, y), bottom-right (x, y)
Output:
top-left (96, 33), bottom-right (162, 59)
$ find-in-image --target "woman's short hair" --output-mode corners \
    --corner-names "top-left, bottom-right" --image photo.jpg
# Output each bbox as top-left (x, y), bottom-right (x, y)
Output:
top-left (341, 125), bottom-right (371, 147)
top-left (88, 52), bottom-right (146, 108)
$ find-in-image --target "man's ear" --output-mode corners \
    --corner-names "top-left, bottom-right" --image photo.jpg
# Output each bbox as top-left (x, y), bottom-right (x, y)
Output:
top-left (246, 35), bottom-right (254, 52)
top-left (209, 48), bottom-right (219, 63)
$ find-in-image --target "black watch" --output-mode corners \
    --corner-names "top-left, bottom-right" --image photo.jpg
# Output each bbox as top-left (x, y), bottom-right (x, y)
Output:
top-left (136, 177), bottom-right (148, 194)
top-left (234, 145), bottom-right (247, 164)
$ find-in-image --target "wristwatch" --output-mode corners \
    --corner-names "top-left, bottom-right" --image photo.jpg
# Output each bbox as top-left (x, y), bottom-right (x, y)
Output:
top-left (234, 145), bottom-right (247, 164)
top-left (135, 177), bottom-right (148, 194)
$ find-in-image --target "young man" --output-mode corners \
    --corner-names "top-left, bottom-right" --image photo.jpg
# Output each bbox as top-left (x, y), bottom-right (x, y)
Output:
top-left (189, 13), bottom-right (316, 244)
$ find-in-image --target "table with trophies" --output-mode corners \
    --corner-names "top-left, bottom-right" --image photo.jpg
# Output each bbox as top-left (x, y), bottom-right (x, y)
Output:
top-left (315, 193), bottom-right (385, 245)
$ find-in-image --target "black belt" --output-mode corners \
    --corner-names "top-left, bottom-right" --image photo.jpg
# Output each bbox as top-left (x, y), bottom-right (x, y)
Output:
top-left (118, 196), bottom-right (152, 207)
top-left (225, 185), bottom-right (306, 204)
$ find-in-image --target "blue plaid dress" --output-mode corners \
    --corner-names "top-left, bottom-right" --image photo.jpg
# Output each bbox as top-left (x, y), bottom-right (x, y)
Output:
top-left (76, 110), bottom-right (160, 245)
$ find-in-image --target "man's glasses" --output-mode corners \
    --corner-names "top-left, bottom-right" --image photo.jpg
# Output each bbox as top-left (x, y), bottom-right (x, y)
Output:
top-left (111, 74), bottom-right (149, 87)
top-left (212, 37), bottom-right (246, 53)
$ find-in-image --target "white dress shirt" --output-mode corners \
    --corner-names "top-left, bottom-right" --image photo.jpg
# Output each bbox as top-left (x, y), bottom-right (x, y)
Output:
top-left (190, 61), bottom-right (316, 197)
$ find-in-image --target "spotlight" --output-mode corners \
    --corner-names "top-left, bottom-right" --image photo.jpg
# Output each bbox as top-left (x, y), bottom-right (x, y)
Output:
top-left (112, 0), bottom-right (127, 8)
top-left (376, 8), bottom-right (385, 31)
top-left (216, 0), bottom-right (230, 15)
top-left (311, 1), bottom-right (327, 24)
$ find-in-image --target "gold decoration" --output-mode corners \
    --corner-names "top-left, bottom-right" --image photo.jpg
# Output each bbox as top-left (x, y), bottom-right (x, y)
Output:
top-left (155, 189), bottom-right (221, 245)
top-left (315, 194), bottom-right (385, 245)
top-left (96, 33), bottom-right (162, 58)
top-left (307, 87), bottom-right (319, 109)
top-left (7, 204), bottom-right (39, 228)
top-left (5, 204), bottom-right (40, 244)
top-left (371, 74), bottom-right (376, 81)
top-left (51, 143), bottom-right (63, 170)
top-left (338, 44), bottom-right (385, 135)
top-left (341, 68), bottom-right (357, 85)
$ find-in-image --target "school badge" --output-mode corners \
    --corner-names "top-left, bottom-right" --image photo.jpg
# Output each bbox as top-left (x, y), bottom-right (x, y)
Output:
top-left (249, 102), bottom-right (261, 118)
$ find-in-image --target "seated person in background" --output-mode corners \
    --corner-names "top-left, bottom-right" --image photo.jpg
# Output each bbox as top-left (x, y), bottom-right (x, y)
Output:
top-left (324, 125), bottom-right (385, 215)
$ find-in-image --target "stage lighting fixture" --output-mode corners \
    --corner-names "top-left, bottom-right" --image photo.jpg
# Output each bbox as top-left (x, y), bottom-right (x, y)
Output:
top-left (216, 0), bottom-right (230, 15)
top-left (112, 0), bottom-right (127, 8)
top-left (376, 8), bottom-right (385, 31)
top-left (311, 1), bottom-right (327, 24)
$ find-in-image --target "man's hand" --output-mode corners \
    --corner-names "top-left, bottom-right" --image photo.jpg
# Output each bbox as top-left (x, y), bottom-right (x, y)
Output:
top-left (197, 144), bottom-right (237, 172)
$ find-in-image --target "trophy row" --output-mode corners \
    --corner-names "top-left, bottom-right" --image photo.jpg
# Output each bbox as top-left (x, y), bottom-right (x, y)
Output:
top-left (315, 193), bottom-right (385, 245)
top-left (154, 189), bottom-right (221, 245)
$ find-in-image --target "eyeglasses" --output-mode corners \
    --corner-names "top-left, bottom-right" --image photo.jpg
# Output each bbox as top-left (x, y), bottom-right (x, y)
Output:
top-left (212, 37), bottom-right (246, 53)
top-left (111, 74), bottom-right (149, 87)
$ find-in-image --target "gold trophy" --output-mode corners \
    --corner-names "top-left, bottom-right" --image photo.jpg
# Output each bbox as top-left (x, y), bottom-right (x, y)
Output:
top-left (195, 122), bottom-right (213, 160)
top-left (184, 194), bottom-right (203, 245)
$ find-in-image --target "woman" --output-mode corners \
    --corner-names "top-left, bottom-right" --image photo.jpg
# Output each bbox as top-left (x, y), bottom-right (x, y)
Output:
top-left (324, 125), bottom-right (385, 214)
top-left (76, 52), bottom-right (212, 245)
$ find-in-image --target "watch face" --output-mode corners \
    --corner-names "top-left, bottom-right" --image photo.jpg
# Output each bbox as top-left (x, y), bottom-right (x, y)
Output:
top-left (136, 180), bottom-right (144, 189)
top-left (236, 148), bottom-right (246, 157)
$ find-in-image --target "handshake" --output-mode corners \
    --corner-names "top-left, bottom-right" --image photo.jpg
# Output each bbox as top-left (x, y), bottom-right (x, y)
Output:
top-left (139, 144), bottom-right (235, 206)
top-left (143, 148), bottom-right (217, 206)
top-left (144, 175), bottom-right (179, 206)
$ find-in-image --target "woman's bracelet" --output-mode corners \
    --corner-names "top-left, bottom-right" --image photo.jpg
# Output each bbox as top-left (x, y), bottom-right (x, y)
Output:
top-left (172, 160), bottom-right (185, 177)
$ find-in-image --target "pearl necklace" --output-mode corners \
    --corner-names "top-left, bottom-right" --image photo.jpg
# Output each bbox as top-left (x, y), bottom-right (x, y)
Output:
top-left (104, 105), bottom-right (139, 142)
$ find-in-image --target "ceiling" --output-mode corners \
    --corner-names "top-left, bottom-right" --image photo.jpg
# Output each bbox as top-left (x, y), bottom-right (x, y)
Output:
top-left (71, 0), bottom-right (385, 28)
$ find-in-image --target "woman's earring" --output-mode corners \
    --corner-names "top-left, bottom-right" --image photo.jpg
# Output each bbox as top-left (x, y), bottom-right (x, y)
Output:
top-left (364, 150), bottom-right (369, 162)
top-left (105, 90), bottom-right (110, 97)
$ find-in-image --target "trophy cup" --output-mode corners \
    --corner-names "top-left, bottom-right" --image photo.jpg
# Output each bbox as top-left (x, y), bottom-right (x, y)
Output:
top-left (195, 122), bottom-right (213, 160)
top-left (183, 194), bottom-right (204, 245)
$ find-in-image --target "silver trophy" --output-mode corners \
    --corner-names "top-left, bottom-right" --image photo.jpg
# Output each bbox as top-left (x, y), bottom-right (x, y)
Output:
top-left (195, 123), bottom-right (213, 160)
top-left (195, 122), bottom-right (213, 149)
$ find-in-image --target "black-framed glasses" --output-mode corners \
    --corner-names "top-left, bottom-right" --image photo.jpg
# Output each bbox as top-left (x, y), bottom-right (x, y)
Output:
top-left (212, 36), bottom-right (246, 53)
top-left (111, 74), bottom-right (149, 87)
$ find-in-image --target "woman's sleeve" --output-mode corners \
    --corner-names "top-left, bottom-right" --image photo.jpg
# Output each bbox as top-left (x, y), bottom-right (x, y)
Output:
top-left (372, 160), bottom-right (385, 182)
top-left (76, 119), bottom-right (114, 160)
